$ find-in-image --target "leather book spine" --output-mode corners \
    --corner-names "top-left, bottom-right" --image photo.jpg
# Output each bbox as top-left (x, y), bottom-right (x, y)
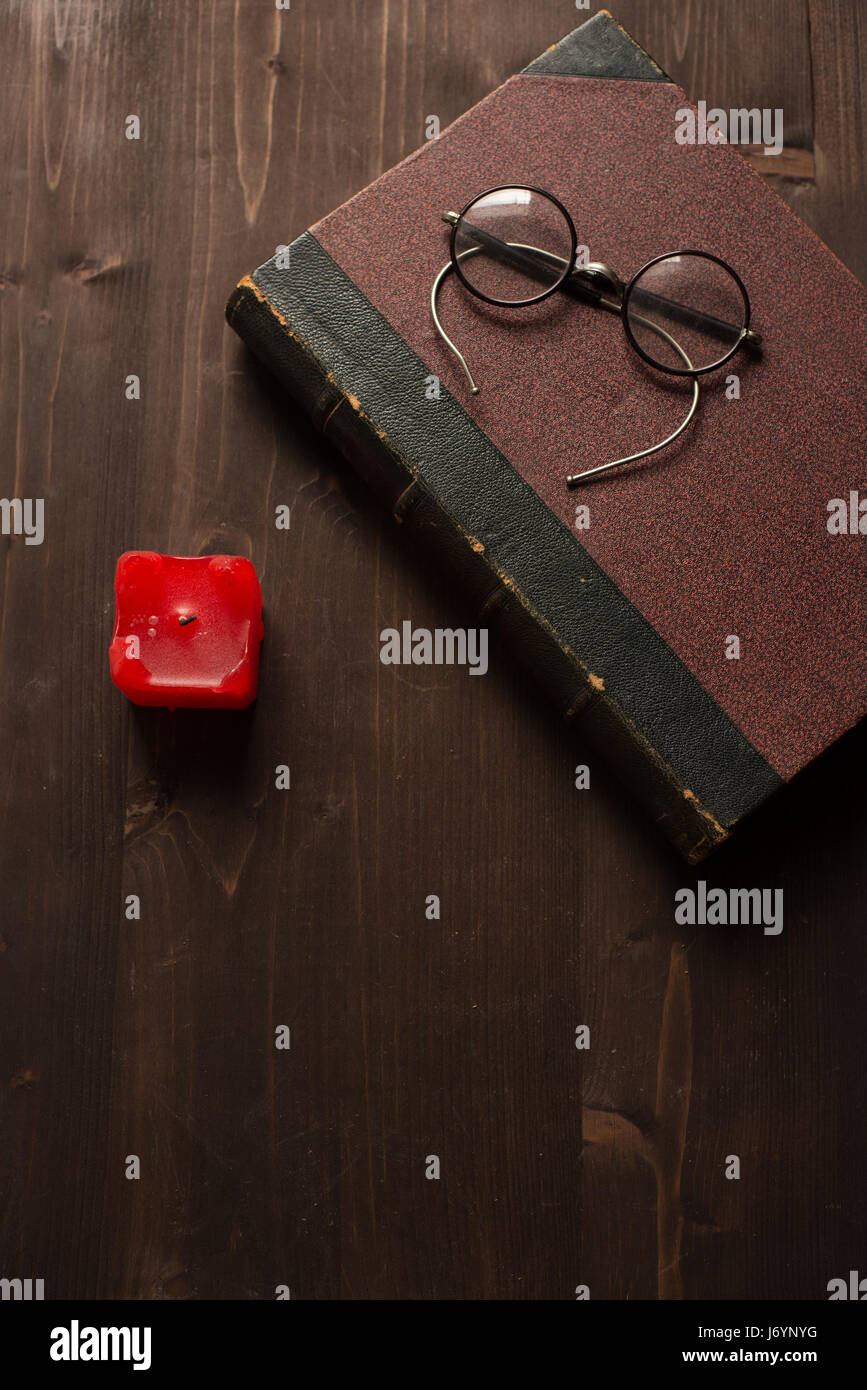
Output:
top-left (227, 274), bottom-right (729, 862)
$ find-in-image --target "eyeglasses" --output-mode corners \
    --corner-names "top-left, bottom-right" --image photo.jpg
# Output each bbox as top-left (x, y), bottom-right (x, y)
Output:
top-left (430, 185), bottom-right (762, 485)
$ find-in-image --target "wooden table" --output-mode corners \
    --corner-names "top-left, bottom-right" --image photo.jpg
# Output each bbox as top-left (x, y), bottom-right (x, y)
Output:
top-left (1, 0), bottom-right (864, 1300)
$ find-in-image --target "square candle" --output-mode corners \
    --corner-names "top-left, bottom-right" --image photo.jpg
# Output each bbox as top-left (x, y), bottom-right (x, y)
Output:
top-left (109, 552), bottom-right (265, 709)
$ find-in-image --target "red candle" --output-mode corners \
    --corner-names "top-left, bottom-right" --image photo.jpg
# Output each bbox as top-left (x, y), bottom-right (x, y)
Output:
top-left (109, 552), bottom-right (264, 709)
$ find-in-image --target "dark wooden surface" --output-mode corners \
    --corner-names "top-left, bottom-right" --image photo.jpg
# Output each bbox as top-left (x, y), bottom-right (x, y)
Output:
top-left (1, 0), bottom-right (865, 1301)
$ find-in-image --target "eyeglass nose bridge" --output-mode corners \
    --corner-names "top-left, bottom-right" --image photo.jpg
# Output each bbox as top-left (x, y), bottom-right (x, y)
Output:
top-left (569, 262), bottom-right (625, 307)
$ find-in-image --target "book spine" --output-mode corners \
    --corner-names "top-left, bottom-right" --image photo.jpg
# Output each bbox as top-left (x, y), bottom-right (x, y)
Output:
top-left (226, 277), bottom-right (727, 862)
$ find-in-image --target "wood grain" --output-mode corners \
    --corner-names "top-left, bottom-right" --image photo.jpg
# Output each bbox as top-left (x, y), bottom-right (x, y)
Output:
top-left (0, 0), bottom-right (864, 1300)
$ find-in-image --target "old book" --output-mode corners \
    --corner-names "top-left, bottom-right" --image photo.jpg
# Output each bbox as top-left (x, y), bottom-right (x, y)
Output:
top-left (226, 10), bottom-right (867, 861)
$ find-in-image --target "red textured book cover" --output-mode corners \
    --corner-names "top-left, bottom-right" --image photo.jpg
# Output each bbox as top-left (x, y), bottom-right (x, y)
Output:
top-left (227, 11), bottom-right (867, 859)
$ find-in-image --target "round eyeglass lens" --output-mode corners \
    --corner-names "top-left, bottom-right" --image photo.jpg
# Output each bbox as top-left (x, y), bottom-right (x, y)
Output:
top-left (624, 253), bottom-right (748, 372)
top-left (452, 187), bottom-right (575, 304)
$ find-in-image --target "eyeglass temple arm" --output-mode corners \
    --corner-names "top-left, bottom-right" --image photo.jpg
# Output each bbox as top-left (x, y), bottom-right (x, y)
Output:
top-left (430, 257), bottom-right (481, 393)
top-left (443, 212), bottom-right (761, 348)
top-left (565, 313), bottom-right (700, 486)
top-left (430, 243), bottom-right (585, 393)
top-left (430, 249), bottom-right (700, 483)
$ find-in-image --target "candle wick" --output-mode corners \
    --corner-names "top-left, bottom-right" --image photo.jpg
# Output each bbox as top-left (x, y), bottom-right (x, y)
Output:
top-left (178, 614), bottom-right (198, 626)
